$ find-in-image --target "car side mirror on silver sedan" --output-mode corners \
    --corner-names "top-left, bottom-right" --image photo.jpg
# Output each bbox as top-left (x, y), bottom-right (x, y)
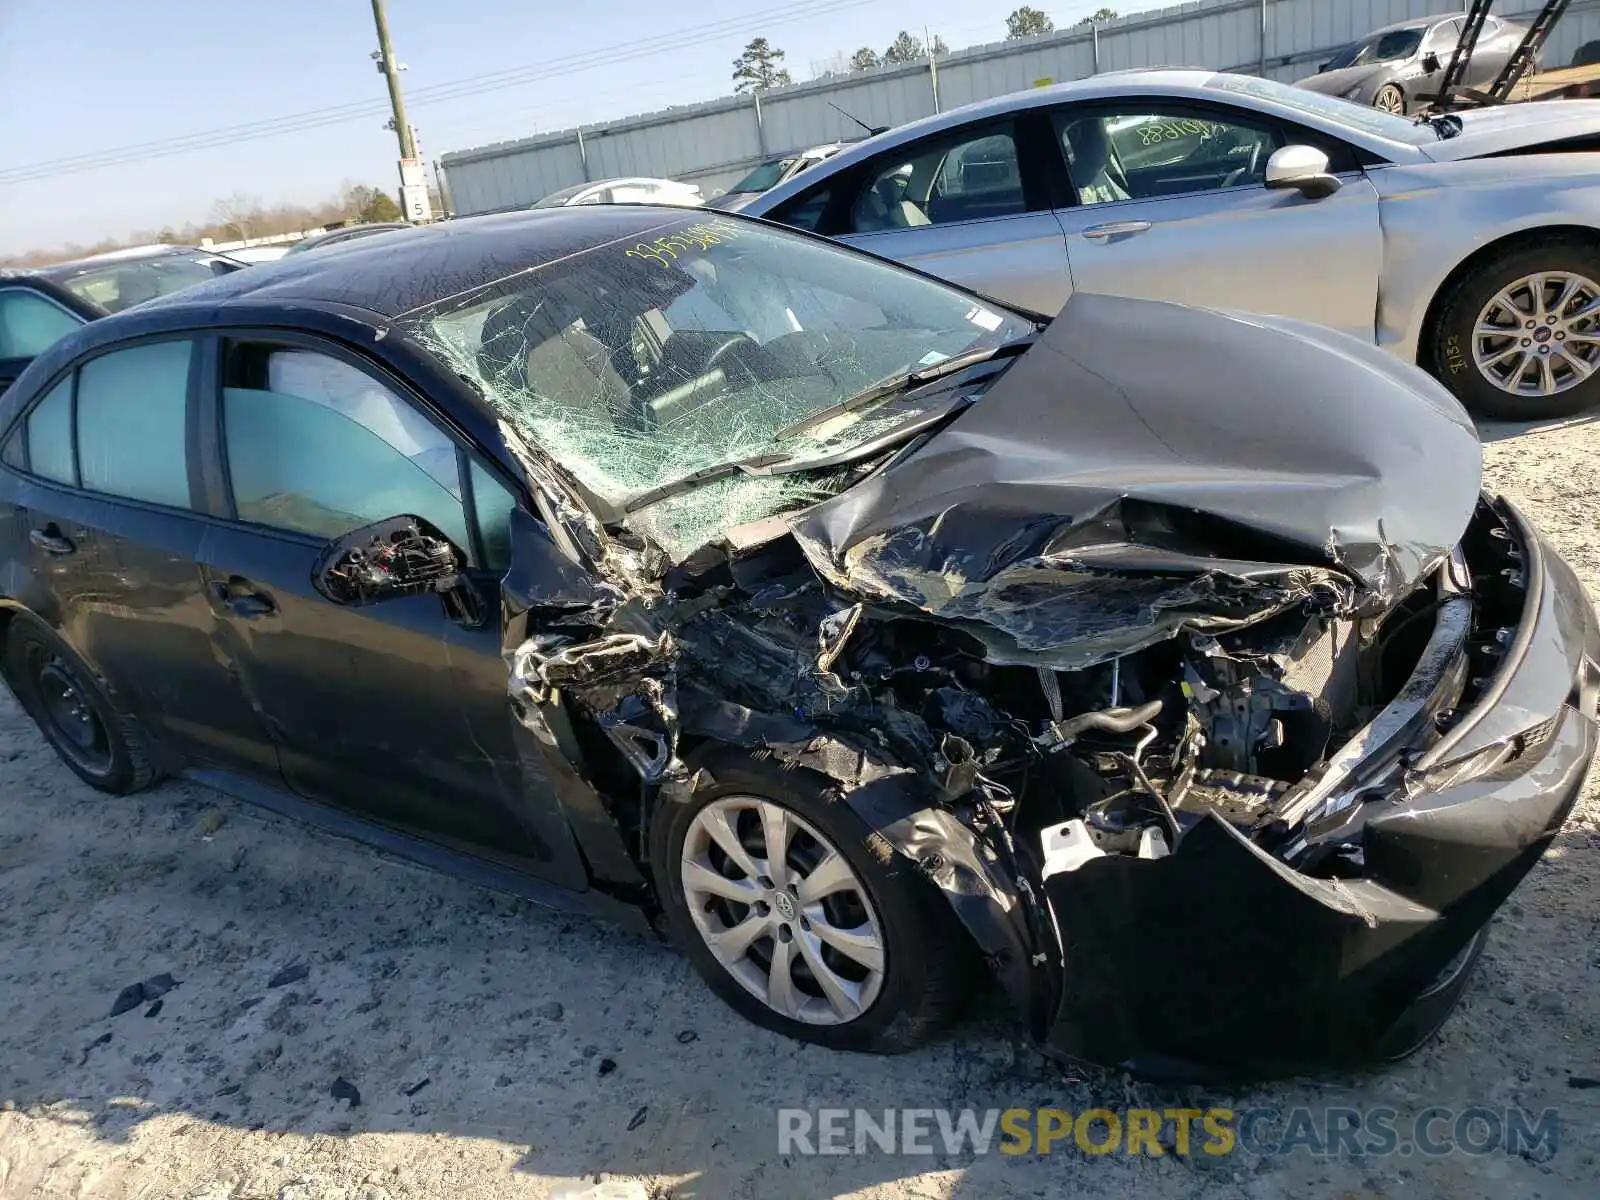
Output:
top-left (1264, 145), bottom-right (1343, 201)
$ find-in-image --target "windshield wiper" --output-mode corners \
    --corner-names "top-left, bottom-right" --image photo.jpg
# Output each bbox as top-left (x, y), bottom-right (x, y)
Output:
top-left (622, 450), bottom-right (793, 514)
top-left (775, 333), bottom-right (1038, 443)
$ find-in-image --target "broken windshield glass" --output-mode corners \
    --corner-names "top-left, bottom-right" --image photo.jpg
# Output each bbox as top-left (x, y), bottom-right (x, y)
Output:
top-left (401, 215), bottom-right (1034, 559)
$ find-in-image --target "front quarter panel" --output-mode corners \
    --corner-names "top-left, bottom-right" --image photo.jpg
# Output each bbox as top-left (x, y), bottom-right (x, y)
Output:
top-left (1370, 158), bottom-right (1600, 364)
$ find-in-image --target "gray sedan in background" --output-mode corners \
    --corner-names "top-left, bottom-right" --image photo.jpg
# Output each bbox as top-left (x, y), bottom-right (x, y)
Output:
top-left (742, 69), bottom-right (1600, 420)
top-left (1296, 12), bottom-right (1530, 115)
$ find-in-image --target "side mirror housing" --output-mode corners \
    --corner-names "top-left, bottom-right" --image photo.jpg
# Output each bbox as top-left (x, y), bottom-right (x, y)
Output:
top-left (1264, 145), bottom-right (1343, 200)
top-left (312, 515), bottom-right (465, 607)
top-left (1423, 52), bottom-right (1443, 74)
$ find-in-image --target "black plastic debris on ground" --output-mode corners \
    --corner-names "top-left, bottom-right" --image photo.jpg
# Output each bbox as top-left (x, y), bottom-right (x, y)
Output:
top-left (627, 1105), bottom-right (649, 1131)
top-left (675, 1030), bottom-right (698, 1044)
top-left (1569, 1076), bottom-right (1600, 1089)
top-left (598, 1058), bottom-right (617, 1077)
top-left (79, 1031), bottom-right (111, 1065)
top-left (331, 1076), bottom-right (362, 1108)
top-left (268, 962), bottom-right (309, 988)
top-left (404, 1077), bottom-right (432, 1097)
top-left (109, 973), bottom-right (179, 1017)
top-left (143, 999), bottom-right (164, 1019)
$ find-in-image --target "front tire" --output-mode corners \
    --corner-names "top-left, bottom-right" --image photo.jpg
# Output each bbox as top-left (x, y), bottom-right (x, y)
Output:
top-left (652, 751), bottom-right (973, 1052)
top-left (3, 618), bottom-right (158, 794)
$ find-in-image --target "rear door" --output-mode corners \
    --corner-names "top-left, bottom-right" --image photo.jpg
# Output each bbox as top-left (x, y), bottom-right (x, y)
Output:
top-left (820, 116), bottom-right (1076, 316)
top-left (0, 287), bottom-right (87, 392)
top-left (0, 337), bottom-right (278, 773)
top-left (194, 333), bottom-right (585, 884)
top-left (1048, 100), bottom-right (1383, 341)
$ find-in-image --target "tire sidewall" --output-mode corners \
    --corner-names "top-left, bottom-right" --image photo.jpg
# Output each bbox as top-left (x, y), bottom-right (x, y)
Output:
top-left (651, 754), bottom-right (955, 1052)
top-left (4, 618), bottom-right (138, 792)
top-left (1432, 242), bottom-right (1600, 420)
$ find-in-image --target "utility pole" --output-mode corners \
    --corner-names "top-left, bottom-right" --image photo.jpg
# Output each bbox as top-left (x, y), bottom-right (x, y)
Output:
top-left (371, 0), bottom-right (416, 161)
top-left (370, 0), bottom-right (433, 221)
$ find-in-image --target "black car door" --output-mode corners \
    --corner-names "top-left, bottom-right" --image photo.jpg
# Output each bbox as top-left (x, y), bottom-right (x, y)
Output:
top-left (194, 332), bottom-right (586, 885)
top-left (0, 285), bottom-right (88, 393)
top-left (0, 338), bottom-right (280, 774)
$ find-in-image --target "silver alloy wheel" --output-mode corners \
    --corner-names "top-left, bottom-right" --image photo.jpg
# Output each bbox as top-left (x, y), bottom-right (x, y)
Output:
top-left (1473, 270), bottom-right (1600, 398)
top-left (1373, 85), bottom-right (1405, 114)
top-left (680, 795), bottom-right (886, 1025)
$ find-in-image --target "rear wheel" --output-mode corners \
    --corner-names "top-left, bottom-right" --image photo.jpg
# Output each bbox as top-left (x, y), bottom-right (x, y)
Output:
top-left (652, 752), bottom-right (973, 1052)
top-left (1373, 83), bottom-right (1406, 114)
top-left (1431, 241), bottom-right (1600, 419)
top-left (3, 619), bottom-right (158, 794)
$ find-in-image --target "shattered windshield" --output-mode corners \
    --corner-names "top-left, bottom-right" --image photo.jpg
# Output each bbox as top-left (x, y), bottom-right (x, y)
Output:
top-left (404, 214), bottom-right (1032, 558)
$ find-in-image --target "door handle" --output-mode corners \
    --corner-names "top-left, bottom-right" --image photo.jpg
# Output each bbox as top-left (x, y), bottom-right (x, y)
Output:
top-left (1081, 220), bottom-right (1154, 240)
top-left (211, 576), bottom-right (277, 618)
top-left (29, 526), bottom-right (75, 556)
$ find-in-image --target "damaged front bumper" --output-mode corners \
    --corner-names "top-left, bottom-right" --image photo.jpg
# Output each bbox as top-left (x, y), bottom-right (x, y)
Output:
top-left (1028, 497), bottom-right (1599, 1075)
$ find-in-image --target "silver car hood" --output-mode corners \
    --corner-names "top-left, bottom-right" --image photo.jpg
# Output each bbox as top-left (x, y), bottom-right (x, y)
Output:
top-left (789, 294), bottom-right (1484, 669)
top-left (1294, 65), bottom-right (1391, 96)
top-left (1419, 100), bottom-right (1600, 160)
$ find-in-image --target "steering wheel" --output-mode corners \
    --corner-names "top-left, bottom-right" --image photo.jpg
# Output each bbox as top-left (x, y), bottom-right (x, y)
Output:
top-left (704, 332), bottom-right (759, 381)
top-left (1221, 141), bottom-right (1264, 189)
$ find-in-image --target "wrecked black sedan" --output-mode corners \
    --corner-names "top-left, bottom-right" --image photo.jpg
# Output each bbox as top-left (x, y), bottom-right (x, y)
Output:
top-left (0, 207), bottom-right (1595, 1076)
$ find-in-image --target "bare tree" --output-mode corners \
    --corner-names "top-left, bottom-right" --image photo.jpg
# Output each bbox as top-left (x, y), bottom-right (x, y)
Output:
top-left (209, 192), bottom-right (263, 241)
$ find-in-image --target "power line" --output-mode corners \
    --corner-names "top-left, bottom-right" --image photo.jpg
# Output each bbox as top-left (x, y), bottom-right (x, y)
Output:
top-left (0, 0), bottom-right (885, 186)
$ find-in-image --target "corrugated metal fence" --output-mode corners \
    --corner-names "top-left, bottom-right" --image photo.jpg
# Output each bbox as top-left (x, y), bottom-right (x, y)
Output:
top-left (440, 0), bottom-right (1600, 215)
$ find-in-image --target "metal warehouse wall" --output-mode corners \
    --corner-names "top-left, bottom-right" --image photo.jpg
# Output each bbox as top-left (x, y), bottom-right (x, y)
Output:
top-left (441, 0), bottom-right (1600, 215)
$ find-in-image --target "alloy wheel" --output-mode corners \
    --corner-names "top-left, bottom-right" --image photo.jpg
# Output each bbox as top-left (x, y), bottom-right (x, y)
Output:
top-left (1373, 85), bottom-right (1405, 114)
top-left (680, 795), bottom-right (886, 1025)
top-left (1472, 270), bottom-right (1600, 399)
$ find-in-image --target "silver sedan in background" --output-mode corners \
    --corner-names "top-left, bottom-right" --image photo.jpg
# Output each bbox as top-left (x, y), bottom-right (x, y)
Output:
top-left (742, 69), bottom-right (1600, 420)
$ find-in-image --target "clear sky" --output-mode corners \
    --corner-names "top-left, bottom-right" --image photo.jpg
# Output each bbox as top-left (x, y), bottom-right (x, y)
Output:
top-left (0, 0), bottom-right (1136, 255)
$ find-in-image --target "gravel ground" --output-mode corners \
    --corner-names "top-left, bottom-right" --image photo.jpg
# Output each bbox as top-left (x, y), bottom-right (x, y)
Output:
top-left (1, 416), bottom-right (1598, 1200)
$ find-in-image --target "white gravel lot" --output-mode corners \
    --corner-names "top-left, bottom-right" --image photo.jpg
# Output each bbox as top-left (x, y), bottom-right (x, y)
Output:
top-left (1, 415), bottom-right (1598, 1200)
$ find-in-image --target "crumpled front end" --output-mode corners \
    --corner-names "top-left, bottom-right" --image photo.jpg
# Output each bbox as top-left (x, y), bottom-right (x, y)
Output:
top-left (485, 293), bottom-right (1590, 1074)
top-left (1040, 498), bottom-right (1599, 1074)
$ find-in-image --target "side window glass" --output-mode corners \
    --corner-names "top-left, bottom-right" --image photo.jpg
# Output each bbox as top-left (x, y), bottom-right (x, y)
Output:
top-left (470, 460), bottom-right (516, 573)
top-left (221, 346), bottom-right (471, 553)
top-left (78, 340), bottom-right (194, 507)
top-left (771, 186), bottom-right (833, 233)
top-left (1057, 109), bottom-right (1282, 205)
top-left (846, 123), bottom-right (1023, 234)
top-left (0, 290), bottom-right (84, 360)
top-left (24, 379), bottom-right (74, 484)
top-left (1427, 20), bottom-right (1463, 53)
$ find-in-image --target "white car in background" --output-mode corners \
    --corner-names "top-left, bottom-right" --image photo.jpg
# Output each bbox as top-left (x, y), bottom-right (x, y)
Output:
top-left (531, 178), bottom-right (703, 209)
top-left (704, 142), bottom-right (859, 212)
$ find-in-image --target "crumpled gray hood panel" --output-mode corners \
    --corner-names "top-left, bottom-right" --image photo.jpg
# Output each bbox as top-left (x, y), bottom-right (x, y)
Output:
top-left (789, 294), bottom-right (1484, 669)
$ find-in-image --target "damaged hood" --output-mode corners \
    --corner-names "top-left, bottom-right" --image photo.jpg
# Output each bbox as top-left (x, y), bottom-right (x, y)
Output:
top-left (789, 294), bottom-right (1483, 668)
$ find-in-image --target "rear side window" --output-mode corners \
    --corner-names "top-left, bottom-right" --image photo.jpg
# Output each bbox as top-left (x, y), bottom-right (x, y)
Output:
top-left (77, 340), bottom-right (194, 508)
top-left (25, 378), bottom-right (75, 484)
top-left (0, 290), bottom-right (84, 360)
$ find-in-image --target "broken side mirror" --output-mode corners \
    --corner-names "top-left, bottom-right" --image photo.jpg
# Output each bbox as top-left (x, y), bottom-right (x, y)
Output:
top-left (1423, 52), bottom-right (1443, 74)
top-left (312, 515), bottom-right (486, 626)
top-left (1264, 145), bottom-right (1343, 200)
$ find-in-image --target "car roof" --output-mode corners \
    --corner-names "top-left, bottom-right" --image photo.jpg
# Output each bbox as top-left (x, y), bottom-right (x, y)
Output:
top-left (23, 244), bottom-right (222, 280)
top-left (133, 206), bottom-right (717, 320)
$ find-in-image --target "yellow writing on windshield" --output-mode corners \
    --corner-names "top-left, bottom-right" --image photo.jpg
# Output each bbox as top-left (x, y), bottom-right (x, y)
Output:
top-left (624, 218), bottom-right (745, 269)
